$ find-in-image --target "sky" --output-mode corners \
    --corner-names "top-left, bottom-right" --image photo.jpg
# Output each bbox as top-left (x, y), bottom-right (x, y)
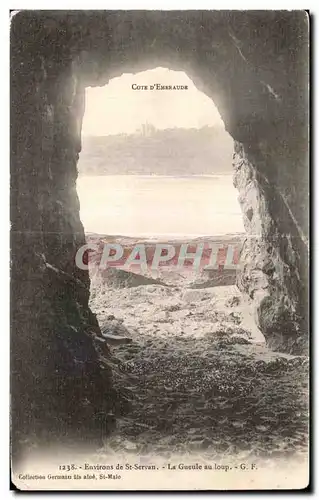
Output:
top-left (82, 67), bottom-right (225, 136)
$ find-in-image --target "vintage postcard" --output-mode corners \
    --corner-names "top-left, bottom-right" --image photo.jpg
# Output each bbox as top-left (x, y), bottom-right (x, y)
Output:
top-left (10, 10), bottom-right (309, 491)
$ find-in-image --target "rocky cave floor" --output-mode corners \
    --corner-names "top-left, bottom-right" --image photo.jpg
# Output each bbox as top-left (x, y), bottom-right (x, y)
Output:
top-left (90, 276), bottom-right (309, 462)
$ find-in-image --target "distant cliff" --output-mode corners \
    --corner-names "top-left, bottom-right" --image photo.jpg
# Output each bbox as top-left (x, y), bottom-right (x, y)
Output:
top-left (78, 126), bottom-right (233, 176)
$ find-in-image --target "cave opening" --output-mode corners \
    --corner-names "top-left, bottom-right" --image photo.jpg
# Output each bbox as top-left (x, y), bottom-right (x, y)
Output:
top-left (75, 67), bottom-right (260, 352)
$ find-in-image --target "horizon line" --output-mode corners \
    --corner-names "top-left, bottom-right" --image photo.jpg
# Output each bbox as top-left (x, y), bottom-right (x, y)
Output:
top-left (81, 124), bottom-right (227, 139)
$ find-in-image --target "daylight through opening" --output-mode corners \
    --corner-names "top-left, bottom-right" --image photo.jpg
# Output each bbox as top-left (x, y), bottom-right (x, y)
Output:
top-left (77, 67), bottom-right (263, 348)
top-left (78, 67), bottom-right (244, 239)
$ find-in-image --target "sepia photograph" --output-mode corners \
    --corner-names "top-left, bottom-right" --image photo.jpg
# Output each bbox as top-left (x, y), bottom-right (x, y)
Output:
top-left (10, 9), bottom-right (309, 490)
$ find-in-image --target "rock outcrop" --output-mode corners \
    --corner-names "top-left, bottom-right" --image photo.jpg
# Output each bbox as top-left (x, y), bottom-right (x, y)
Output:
top-left (99, 268), bottom-right (170, 289)
top-left (233, 143), bottom-right (308, 352)
top-left (11, 11), bottom-right (309, 452)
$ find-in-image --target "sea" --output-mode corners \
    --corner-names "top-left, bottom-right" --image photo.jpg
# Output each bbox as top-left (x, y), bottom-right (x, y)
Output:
top-left (76, 174), bottom-right (245, 238)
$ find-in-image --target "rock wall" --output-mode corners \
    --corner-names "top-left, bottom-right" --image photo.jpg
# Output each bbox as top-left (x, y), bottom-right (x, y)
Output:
top-left (233, 143), bottom-right (308, 353)
top-left (11, 23), bottom-right (113, 453)
top-left (11, 11), bottom-right (309, 450)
